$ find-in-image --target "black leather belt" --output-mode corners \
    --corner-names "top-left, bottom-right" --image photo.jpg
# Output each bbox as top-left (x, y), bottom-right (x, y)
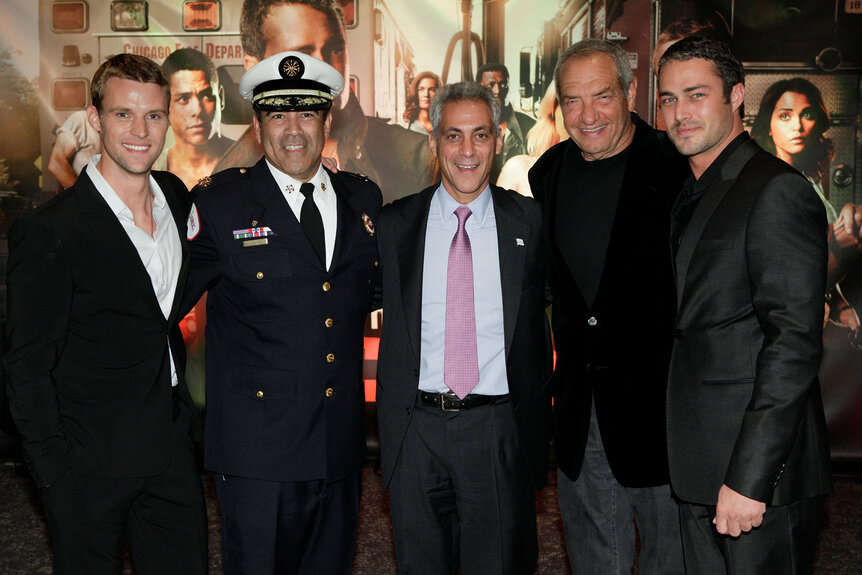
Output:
top-left (418, 391), bottom-right (509, 411)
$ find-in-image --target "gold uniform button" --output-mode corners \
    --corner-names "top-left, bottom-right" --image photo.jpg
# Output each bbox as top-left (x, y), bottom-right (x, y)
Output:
top-left (322, 281), bottom-right (331, 291)
top-left (325, 318), bottom-right (334, 328)
top-left (325, 387), bottom-right (334, 398)
top-left (326, 353), bottom-right (335, 363)
top-left (256, 390), bottom-right (264, 398)
top-left (374, 260), bottom-right (379, 267)
top-left (256, 272), bottom-right (264, 279)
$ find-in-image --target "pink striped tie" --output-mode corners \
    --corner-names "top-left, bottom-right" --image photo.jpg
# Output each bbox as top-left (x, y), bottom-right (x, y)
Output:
top-left (444, 205), bottom-right (479, 399)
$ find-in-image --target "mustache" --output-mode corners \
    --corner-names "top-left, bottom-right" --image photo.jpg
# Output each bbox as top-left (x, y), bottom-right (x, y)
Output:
top-left (280, 136), bottom-right (310, 147)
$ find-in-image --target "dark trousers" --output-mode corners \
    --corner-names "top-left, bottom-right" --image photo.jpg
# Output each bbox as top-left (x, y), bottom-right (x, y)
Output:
top-left (215, 468), bottom-right (361, 575)
top-left (41, 398), bottom-right (207, 575)
top-left (678, 496), bottom-right (824, 575)
top-left (389, 396), bottom-right (538, 575)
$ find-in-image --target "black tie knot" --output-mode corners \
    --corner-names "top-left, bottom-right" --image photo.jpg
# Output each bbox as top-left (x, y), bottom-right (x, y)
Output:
top-left (300, 182), bottom-right (315, 199)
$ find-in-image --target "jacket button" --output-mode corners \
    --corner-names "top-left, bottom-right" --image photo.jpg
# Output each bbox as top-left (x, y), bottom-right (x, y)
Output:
top-left (374, 260), bottom-right (379, 267)
top-left (587, 316), bottom-right (598, 326)
top-left (406, 407), bottom-right (412, 415)
top-left (324, 318), bottom-right (334, 328)
top-left (256, 390), bottom-right (264, 398)
top-left (256, 272), bottom-right (264, 279)
top-left (326, 353), bottom-right (335, 363)
top-left (322, 282), bottom-right (331, 291)
top-left (325, 388), bottom-right (334, 397)
top-left (674, 329), bottom-right (684, 340)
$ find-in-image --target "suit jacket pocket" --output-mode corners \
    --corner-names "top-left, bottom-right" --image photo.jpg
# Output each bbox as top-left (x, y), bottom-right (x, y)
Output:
top-left (226, 364), bottom-right (297, 400)
top-left (229, 249), bottom-right (291, 282)
top-left (695, 238), bottom-right (733, 251)
top-left (701, 377), bottom-right (756, 385)
top-left (222, 365), bottom-right (299, 449)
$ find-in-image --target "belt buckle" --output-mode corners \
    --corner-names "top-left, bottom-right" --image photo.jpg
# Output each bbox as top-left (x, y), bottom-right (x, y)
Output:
top-left (440, 392), bottom-right (460, 412)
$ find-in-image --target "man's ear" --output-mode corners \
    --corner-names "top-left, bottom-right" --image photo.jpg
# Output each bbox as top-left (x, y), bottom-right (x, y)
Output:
top-left (252, 112), bottom-right (262, 145)
top-left (86, 105), bottom-right (101, 134)
top-left (428, 132), bottom-right (438, 159)
top-left (730, 82), bottom-right (745, 115)
top-left (244, 54), bottom-right (259, 71)
top-left (323, 111), bottom-right (333, 139)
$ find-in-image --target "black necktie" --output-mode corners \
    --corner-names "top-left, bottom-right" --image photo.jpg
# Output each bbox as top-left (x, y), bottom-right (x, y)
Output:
top-left (299, 182), bottom-right (325, 265)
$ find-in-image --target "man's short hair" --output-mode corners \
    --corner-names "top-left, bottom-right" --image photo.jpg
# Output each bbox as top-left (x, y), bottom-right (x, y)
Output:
top-left (240, 0), bottom-right (345, 61)
top-left (659, 35), bottom-right (745, 116)
top-left (91, 53), bottom-right (169, 112)
top-left (475, 63), bottom-right (509, 82)
top-left (429, 81), bottom-right (501, 139)
top-left (553, 39), bottom-right (633, 102)
top-left (162, 48), bottom-right (219, 88)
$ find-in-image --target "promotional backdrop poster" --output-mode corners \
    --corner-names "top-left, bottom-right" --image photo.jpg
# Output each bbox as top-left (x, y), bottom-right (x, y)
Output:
top-left (0, 0), bottom-right (860, 458)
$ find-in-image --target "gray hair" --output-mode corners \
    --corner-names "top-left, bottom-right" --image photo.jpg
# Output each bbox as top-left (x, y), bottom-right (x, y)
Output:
top-left (429, 81), bottom-right (501, 139)
top-left (553, 39), bottom-right (633, 102)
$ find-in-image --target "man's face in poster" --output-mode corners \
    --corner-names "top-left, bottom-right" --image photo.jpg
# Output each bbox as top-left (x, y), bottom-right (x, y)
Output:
top-left (243, 2), bottom-right (349, 110)
top-left (168, 69), bottom-right (221, 146)
top-left (479, 70), bottom-right (509, 110)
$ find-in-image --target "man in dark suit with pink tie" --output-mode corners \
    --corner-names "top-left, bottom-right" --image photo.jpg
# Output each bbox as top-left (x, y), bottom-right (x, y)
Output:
top-left (375, 81), bottom-right (552, 574)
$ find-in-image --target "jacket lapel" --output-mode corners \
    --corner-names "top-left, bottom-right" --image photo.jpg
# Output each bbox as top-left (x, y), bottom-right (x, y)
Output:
top-left (77, 171), bottom-right (165, 320)
top-left (397, 187), bottom-right (435, 365)
top-left (155, 172), bottom-right (190, 325)
top-left (328, 170), bottom-right (367, 271)
top-left (542, 143), bottom-right (590, 312)
top-left (675, 139), bottom-right (759, 307)
top-left (248, 160), bottom-right (324, 269)
top-left (492, 187), bottom-right (528, 356)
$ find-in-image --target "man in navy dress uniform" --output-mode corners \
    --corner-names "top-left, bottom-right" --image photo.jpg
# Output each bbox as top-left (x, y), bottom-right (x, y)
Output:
top-left (183, 51), bottom-right (382, 575)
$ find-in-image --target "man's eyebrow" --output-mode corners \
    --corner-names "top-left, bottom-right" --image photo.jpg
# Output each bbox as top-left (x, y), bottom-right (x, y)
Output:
top-left (683, 84), bottom-right (709, 94)
top-left (592, 85), bottom-right (612, 97)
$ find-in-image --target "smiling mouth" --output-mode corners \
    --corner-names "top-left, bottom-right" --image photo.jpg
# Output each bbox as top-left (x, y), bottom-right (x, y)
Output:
top-left (123, 143), bottom-right (150, 152)
top-left (579, 124), bottom-right (607, 135)
top-left (455, 162), bottom-right (479, 170)
top-left (283, 144), bottom-right (306, 151)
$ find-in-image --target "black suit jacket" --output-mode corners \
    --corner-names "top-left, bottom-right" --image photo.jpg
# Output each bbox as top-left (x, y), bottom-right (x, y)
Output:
top-left (375, 184), bottom-right (552, 491)
top-left (184, 158), bottom-right (381, 482)
top-left (528, 115), bottom-right (688, 487)
top-left (667, 137), bottom-right (832, 506)
top-left (4, 169), bottom-right (195, 488)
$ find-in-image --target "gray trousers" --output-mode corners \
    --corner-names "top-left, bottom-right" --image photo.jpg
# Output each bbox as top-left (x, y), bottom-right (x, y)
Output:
top-left (389, 396), bottom-right (537, 575)
top-left (558, 404), bottom-right (684, 575)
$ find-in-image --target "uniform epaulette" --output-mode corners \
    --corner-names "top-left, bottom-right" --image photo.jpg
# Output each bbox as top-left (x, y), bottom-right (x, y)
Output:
top-left (338, 170), bottom-right (371, 182)
top-left (191, 166), bottom-right (251, 193)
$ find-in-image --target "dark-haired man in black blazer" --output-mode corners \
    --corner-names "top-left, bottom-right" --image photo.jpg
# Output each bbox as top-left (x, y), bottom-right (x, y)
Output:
top-left (658, 36), bottom-right (831, 573)
top-left (5, 54), bottom-right (206, 574)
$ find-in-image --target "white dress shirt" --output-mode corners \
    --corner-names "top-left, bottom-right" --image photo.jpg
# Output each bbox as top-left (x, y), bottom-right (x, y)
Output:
top-left (266, 161), bottom-right (337, 270)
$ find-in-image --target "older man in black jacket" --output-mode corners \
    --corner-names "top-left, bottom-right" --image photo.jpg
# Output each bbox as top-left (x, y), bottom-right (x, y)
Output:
top-left (529, 39), bottom-right (688, 575)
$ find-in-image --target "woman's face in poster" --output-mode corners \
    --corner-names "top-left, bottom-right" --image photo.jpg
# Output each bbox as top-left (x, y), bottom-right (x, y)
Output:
top-left (417, 77), bottom-right (438, 111)
top-left (769, 91), bottom-right (817, 163)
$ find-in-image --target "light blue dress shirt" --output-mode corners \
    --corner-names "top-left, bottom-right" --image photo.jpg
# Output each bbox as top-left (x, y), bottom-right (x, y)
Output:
top-left (418, 184), bottom-right (508, 396)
